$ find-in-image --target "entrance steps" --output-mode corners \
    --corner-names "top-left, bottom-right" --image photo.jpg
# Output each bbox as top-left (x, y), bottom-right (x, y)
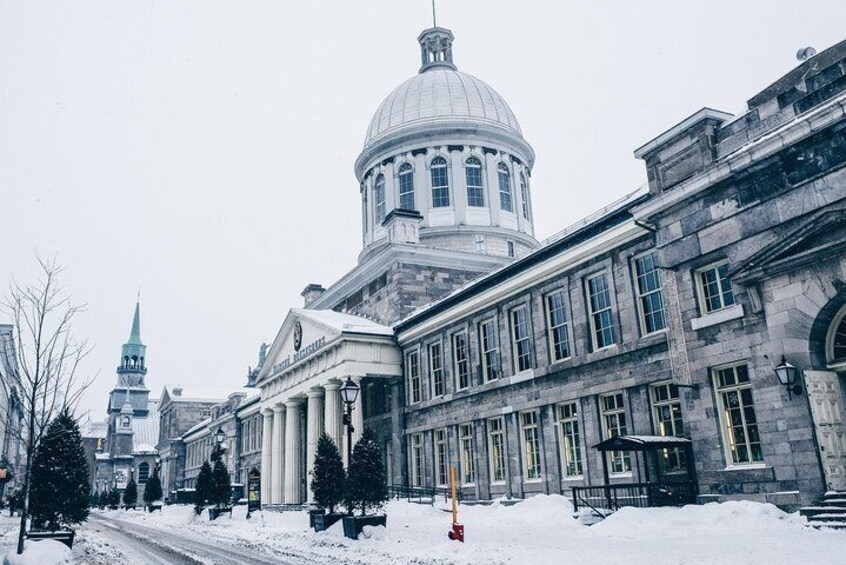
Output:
top-left (800, 491), bottom-right (846, 530)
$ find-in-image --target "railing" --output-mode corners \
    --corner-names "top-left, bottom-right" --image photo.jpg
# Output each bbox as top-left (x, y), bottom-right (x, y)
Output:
top-left (572, 481), bottom-right (697, 513)
top-left (388, 484), bottom-right (457, 505)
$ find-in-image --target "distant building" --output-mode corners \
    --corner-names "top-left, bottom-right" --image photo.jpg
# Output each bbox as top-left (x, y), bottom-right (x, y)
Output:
top-left (0, 325), bottom-right (25, 497)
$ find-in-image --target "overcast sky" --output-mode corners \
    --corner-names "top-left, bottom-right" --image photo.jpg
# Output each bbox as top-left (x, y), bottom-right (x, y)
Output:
top-left (2, 1), bottom-right (844, 424)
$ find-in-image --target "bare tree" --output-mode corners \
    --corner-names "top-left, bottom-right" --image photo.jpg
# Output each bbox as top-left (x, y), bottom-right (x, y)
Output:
top-left (3, 256), bottom-right (93, 555)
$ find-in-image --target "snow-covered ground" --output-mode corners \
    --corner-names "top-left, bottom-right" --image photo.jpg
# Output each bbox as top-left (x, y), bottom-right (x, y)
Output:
top-left (89, 496), bottom-right (846, 565)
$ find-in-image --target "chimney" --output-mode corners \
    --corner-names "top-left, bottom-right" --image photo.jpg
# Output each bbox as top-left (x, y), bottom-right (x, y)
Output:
top-left (301, 284), bottom-right (326, 307)
top-left (172, 386), bottom-right (183, 397)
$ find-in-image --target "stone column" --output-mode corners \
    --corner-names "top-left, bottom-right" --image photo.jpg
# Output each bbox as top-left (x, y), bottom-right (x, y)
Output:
top-left (323, 381), bottom-right (342, 449)
top-left (284, 399), bottom-right (303, 504)
top-left (260, 408), bottom-right (274, 506)
top-left (305, 389), bottom-right (324, 502)
top-left (271, 404), bottom-right (285, 505)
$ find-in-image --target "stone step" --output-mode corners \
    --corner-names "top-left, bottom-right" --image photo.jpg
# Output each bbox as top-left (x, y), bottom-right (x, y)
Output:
top-left (823, 491), bottom-right (846, 501)
top-left (808, 513), bottom-right (846, 522)
top-left (799, 506), bottom-right (846, 518)
top-left (808, 520), bottom-right (846, 530)
top-left (821, 498), bottom-right (846, 506)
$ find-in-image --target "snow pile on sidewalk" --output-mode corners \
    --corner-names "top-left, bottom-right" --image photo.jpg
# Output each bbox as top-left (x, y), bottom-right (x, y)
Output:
top-left (2, 539), bottom-right (72, 565)
top-left (100, 496), bottom-right (846, 565)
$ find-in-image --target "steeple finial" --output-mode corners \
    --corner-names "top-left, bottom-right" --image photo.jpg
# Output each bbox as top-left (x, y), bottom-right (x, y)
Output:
top-left (127, 301), bottom-right (142, 346)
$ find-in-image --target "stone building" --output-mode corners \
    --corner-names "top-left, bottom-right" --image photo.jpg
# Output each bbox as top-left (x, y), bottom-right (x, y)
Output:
top-left (0, 325), bottom-right (25, 497)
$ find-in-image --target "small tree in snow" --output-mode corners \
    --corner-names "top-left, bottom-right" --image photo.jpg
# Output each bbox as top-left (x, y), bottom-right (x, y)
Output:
top-left (108, 488), bottom-right (120, 509)
top-left (210, 459), bottom-right (232, 509)
top-left (28, 409), bottom-right (91, 530)
top-left (311, 434), bottom-right (344, 514)
top-left (97, 491), bottom-right (108, 509)
top-left (194, 462), bottom-right (213, 514)
top-left (143, 465), bottom-right (163, 507)
top-left (122, 477), bottom-right (137, 509)
top-left (345, 429), bottom-right (388, 517)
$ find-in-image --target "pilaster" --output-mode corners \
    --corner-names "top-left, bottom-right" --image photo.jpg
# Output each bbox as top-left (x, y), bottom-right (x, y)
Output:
top-left (271, 404), bottom-right (285, 505)
top-left (284, 399), bottom-right (303, 504)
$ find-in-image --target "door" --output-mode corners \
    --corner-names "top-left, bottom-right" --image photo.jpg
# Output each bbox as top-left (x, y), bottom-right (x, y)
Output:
top-left (805, 371), bottom-right (846, 491)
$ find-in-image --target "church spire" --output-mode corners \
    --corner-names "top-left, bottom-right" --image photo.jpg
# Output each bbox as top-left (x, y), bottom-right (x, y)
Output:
top-left (118, 301), bottom-right (147, 380)
top-left (127, 301), bottom-right (142, 346)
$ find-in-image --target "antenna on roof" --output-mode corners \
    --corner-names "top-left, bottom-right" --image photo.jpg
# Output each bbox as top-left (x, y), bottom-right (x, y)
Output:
top-left (796, 46), bottom-right (817, 62)
top-left (432, 0), bottom-right (437, 27)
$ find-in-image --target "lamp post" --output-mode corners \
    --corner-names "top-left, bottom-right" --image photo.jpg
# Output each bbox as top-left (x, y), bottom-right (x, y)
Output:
top-left (775, 356), bottom-right (803, 399)
top-left (339, 377), bottom-right (361, 465)
top-left (211, 427), bottom-right (226, 462)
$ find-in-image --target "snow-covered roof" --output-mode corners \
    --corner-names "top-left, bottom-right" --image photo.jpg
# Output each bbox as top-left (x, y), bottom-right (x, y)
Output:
top-left (132, 399), bottom-right (159, 454)
top-left (293, 308), bottom-right (393, 336)
top-left (182, 417), bottom-right (212, 439)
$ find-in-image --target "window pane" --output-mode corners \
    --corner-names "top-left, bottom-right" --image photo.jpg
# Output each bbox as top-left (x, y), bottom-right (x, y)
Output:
top-left (465, 158), bottom-right (484, 207)
top-left (431, 158), bottom-right (450, 208)
top-left (398, 164), bottom-right (415, 210)
top-left (498, 163), bottom-right (513, 212)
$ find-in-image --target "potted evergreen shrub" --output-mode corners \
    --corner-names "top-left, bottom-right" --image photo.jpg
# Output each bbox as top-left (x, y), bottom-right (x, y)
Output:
top-left (194, 461), bottom-right (213, 516)
top-left (208, 458), bottom-right (232, 521)
top-left (143, 465), bottom-right (163, 512)
top-left (342, 429), bottom-right (388, 540)
top-left (122, 477), bottom-right (138, 510)
top-left (108, 488), bottom-right (120, 510)
top-left (310, 434), bottom-right (345, 532)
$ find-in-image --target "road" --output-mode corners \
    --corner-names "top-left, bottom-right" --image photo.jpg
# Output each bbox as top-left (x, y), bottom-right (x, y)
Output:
top-left (78, 514), bottom-right (300, 565)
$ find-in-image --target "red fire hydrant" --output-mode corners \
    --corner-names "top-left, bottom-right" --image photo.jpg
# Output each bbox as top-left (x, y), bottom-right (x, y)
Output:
top-left (446, 466), bottom-right (465, 542)
top-left (448, 523), bottom-right (465, 542)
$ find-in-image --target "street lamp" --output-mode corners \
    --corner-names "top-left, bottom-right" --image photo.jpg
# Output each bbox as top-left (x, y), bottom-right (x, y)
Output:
top-left (339, 377), bottom-right (360, 464)
top-left (775, 356), bottom-right (802, 398)
top-left (211, 427), bottom-right (227, 462)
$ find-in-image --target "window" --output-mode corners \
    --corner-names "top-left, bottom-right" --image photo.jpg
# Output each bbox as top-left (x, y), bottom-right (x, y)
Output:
top-left (434, 429), bottom-right (448, 487)
top-left (634, 252), bottom-right (666, 334)
top-left (368, 273), bottom-right (388, 295)
top-left (459, 424), bottom-right (476, 485)
top-left (586, 272), bottom-right (615, 350)
top-left (520, 411), bottom-right (542, 481)
top-left (507, 240), bottom-right (515, 258)
top-left (138, 462), bottom-right (150, 484)
top-left (429, 342), bottom-right (444, 397)
top-left (697, 262), bottom-right (735, 314)
top-left (545, 290), bottom-right (571, 362)
top-left (465, 157), bottom-right (485, 207)
top-left (498, 163), bottom-right (513, 212)
top-left (557, 403), bottom-right (583, 477)
top-left (374, 174), bottom-right (386, 223)
top-left (431, 157), bottom-right (450, 207)
top-left (398, 163), bottom-right (415, 210)
top-left (453, 331), bottom-right (470, 391)
top-left (713, 364), bottom-right (763, 465)
top-left (510, 305), bottom-right (533, 372)
top-left (407, 350), bottom-right (421, 404)
top-left (479, 319), bottom-right (499, 381)
top-left (520, 173), bottom-right (530, 220)
top-left (601, 393), bottom-right (631, 474)
top-left (651, 383), bottom-right (687, 472)
top-left (345, 289), bottom-right (363, 310)
top-left (410, 434), bottom-right (423, 486)
top-left (487, 417), bottom-right (507, 483)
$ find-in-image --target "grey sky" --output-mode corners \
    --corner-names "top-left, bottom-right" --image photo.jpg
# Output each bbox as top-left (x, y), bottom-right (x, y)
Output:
top-left (2, 1), bottom-right (844, 422)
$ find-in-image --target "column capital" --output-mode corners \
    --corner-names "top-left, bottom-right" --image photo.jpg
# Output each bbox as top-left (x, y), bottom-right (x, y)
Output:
top-left (262, 407), bottom-right (275, 416)
top-left (272, 403), bottom-right (286, 414)
top-left (323, 380), bottom-right (341, 391)
top-left (306, 388), bottom-right (325, 399)
top-left (284, 398), bottom-right (303, 409)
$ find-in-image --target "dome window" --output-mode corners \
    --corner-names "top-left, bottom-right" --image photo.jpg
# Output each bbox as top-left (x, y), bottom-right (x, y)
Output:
top-left (498, 163), bottom-right (513, 213)
top-left (465, 158), bottom-right (485, 207)
top-left (398, 164), bottom-right (416, 211)
top-left (374, 175), bottom-right (386, 223)
top-left (520, 173), bottom-right (531, 220)
top-left (431, 157), bottom-right (450, 208)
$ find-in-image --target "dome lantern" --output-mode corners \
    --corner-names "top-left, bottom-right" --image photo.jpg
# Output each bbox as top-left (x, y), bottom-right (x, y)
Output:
top-left (418, 27), bottom-right (456, 73)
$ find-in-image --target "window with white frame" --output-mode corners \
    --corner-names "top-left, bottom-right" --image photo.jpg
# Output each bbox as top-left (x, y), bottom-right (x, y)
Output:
top-left (586, 272), bottom-right (615, 350)
top-left (634, 251), bottom-right (666, 334)
top-left (429, 342), bottom-right (444, 397)
top-left (510, 305), bottom-right (533, 373)
top-left (713, 364), bottom-right (763, 465)
top-left (650, 382), bottom-right (687, 472)
top-left (507, 240), bottom-right (515, 257)
top-left (407, 350), bottom-right (421, 404)
top-left (520, 411), bottom-right (542, 481)
top-left (545, 290), bottom-right (571, 362)
top-left (431, 157), bottom-right (450, 208)
top-left (453, 331), bottom-right (470, 391)
top-left (498, 162), bottom-right (513, 212)
top-left (479, 318), bottom-right (500, 381)
top-left (696, 262), bottom-right (736, 314)
top-left (434, 429), bottom-right (448, 487)
top-left (601, 392), bottom-right (631, 474)
top-left (557, 402), bottom-right (583, 477)
top-left (465, 157), bottom-right (485, 207)
top-left (398, 163), bottom-right (415, 210)
top-left (520, 173), bottom-right (531, 220)
top-left (459, 424), bottom-right (476, 485)
top-left (374, 174), bottom-right (386, 224)
top-left (487, 417), bottom-right (507, 483)
top-left (410, 434), bottom-right (423, 486)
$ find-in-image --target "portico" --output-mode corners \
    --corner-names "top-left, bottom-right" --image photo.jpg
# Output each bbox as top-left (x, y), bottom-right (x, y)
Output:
top-left (256, 309), bottom-right (402, 506)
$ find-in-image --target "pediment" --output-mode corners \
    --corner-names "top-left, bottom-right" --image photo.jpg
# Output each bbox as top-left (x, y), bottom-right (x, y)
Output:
top-left (730, 207), bottom-right (846, 284)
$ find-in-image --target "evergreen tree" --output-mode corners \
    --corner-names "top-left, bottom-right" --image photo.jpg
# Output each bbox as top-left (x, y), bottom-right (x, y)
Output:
top-left (194, 461), bottom-right (213, 514)
top-left (89, 493), bottom-right (99, 508)
top-left (311, 434), bottom-right (344, 513)
top-left (28, 410), bottom-right (91, 530)
top-left (97, 491), bottom-right (107, 508)
top-left (210, 459), bottom-right (232, 508)
top-left (345, 429), bottom-right (388, 517)
top-left (108, 488), bottom-right (120, 508)
top-left (122, 477), bottom-right (138, 508)
top-left (143, 465), bottom-right (163, 506)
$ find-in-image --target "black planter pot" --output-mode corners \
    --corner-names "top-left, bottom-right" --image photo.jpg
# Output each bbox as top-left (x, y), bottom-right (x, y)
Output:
top-left (308, 509), bottom-right (323, 529)
top-left (26, 529), bottom-right (75, 549)
top-left (313, 512), bottom-right (344, 532)
top-left (342, 515), bottom-right (386, 540)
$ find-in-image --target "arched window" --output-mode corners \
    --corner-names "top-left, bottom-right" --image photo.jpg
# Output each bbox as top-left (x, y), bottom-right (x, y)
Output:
top-left (430, 157), bottom-right (450, 208)
top-left (465, 157), bottom-right (484, 207)
top-left (398, 164), bottom-right (415, 210)
top-left (827, 306), bottom-right (846, 364)
top-left (138, 462), bottom-right (150, 484)
top-left (374, 174), bottom-right (386, 223)
top-left (520, 173), bottom-right (531, 220)
top-left (498, 163), bottom-right (513, 213)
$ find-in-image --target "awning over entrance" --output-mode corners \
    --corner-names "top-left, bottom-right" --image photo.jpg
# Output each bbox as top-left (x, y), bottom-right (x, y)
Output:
top-left (594, 435), bottom-right (692, 452)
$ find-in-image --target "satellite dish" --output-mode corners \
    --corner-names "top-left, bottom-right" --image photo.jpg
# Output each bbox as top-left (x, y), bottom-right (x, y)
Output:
top-left (796, 47), bottom-right (817, 62)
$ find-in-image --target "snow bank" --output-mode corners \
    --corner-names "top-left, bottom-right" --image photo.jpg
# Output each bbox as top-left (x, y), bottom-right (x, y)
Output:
top-left (2, 540), bottom-right (72, 565)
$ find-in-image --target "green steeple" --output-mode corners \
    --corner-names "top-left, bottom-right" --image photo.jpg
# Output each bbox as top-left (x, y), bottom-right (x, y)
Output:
top-left (127, 301), bottom-right (143, 346)
top-left (118, 301), bottom-right (147, 376)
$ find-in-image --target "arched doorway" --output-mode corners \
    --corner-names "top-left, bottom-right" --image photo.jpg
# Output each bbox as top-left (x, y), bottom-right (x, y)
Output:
top-left (806, 303), bottom-right (846, 492)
